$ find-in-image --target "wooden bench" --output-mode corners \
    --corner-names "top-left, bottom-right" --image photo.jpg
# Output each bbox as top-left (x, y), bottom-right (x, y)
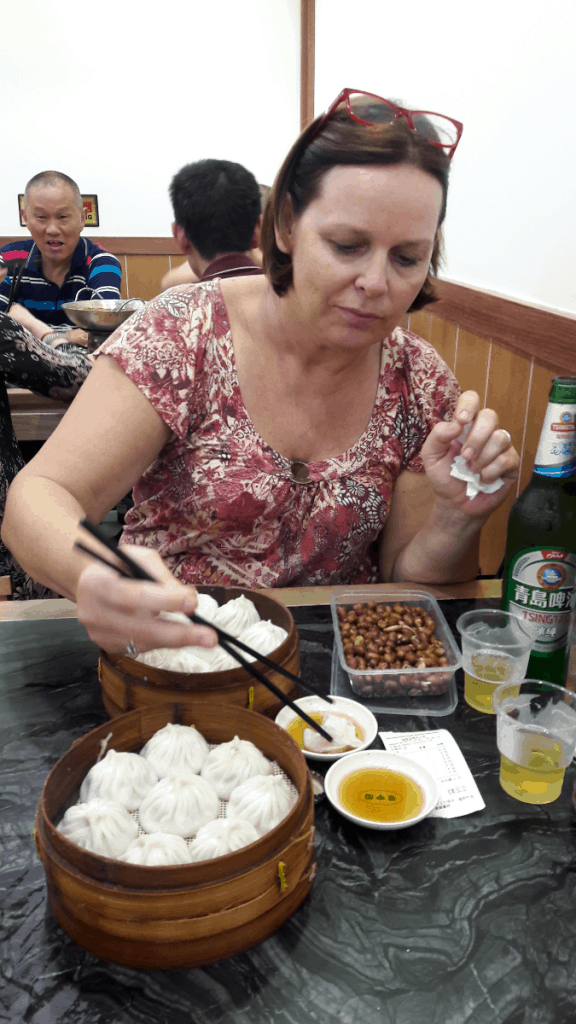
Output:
top-left (8, 388), bottom-right (68, 442)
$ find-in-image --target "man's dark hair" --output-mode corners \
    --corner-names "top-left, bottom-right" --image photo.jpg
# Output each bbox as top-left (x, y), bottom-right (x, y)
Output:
top-left (169, 159), bottom-right (262, 261)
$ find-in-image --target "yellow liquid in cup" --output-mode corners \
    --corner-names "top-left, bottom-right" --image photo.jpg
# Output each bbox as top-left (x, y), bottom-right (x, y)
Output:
top-left (499, 734), bottom-right (565, 804)
top-left (464, 653), bottom-right (515, 713)
top-left (338, 767), bottom-right (424, 823)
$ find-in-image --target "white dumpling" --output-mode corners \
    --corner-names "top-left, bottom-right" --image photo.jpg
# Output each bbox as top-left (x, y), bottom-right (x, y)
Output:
top-left (120, 832), bottom-right (193, 866)
top-left (168, 646), bottom-right (211, 672)
top-left (234, 620), bottom-right (288, 662)
top-left (211, 595), bottom-right (260, 638)
top-left (138, 772), bottom-right (219, 836)
top-left (132, 610), bottom-right (214, 672)
top-left (135, 648), bottom-right (170, 669)
top-left (80, 749), bottom-right (158, 810)
top-left (140, 722), bottom-right (209, 777)
top-left (58, 798), bottom-right (138, 859)
top-left (135, 647), bottom-right (211, 673)
top-left (200, 735), bottom-right (272, 799)
top-left (194, 592), bottom-right (220, 623)
top-left (178, 650), bottom-right (215, 672)
top-left (195, 644), bottom-right (239, 672)
top-left (188, 818), bottom-right (260, 862)
top-left (226, 774), bottom-right (297, 835)
top-left (302, 714), bottom-right (364, 754)
top-left (130, 611), bottom-right (191, 665)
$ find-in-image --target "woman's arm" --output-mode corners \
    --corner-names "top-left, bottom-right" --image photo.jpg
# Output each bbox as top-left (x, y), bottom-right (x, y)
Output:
top-left (0, 312), bottom-right (91, 398)
top-left (379, 471), bottom-right (482, 583)
top-left (7, 305), bottom-right (90, 347)
top-left (1, 354), bottom-right (216, 652)
top-left (5, 303), bottom-right (53, 340)
top-left (379, 391), bottom-right (519, 584)
top-left (160, 261), bottom-right (198, 291)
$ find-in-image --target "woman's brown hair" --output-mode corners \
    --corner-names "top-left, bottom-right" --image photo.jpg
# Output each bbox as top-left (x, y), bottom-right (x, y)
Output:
top-left (261, 109), bottom-right (451, 310)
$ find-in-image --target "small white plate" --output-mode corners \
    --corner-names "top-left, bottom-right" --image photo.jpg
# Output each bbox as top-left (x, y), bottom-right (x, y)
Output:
top-left (324, 750), bottom-right (439, 830)
top-left (275, 695), bottom-right (378, 762)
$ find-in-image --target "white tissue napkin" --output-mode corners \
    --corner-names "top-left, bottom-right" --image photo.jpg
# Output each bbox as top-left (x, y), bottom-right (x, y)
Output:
top-left (449, 423), bottom-right (504, 499)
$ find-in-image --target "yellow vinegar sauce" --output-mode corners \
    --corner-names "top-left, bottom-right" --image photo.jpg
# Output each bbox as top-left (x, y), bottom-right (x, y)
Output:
top-left (286, 711), bottom-right (364, 753)
top-left (338, 767), bottom-right (425, 823)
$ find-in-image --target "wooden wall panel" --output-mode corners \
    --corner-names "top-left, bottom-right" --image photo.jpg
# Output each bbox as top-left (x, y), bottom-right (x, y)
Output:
top-left (434, 279), bottom-right (576, 374)
top-left (478, 484), bottom-right (515, 576)
top-left (518, 363), bottom-right (556, 493)
top-left (429, 316), bottom-right (457, 372)
top-left (300, 0), bottom-right (315, 129)
top-left (120, 255), bottom-right (128, 300)
top-left (125, 256), bottom-right (170, 301)
top-left (407, 310), bottom-right (431, 343)
top-left (478, 346), bottom-right (533, 575)
top-left (453, 329), bottom-right (491, 397)
top-left (100, 238), bottom-right (181, 256)
top-left (484, 346), bottom-right (533, 461)
top-left (169, 256), bottom-right (188, 272)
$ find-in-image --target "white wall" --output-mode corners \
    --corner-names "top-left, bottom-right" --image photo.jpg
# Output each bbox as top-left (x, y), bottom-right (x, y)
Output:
top-left (1, 0), bottom-right (300, 237)
top-left (315, 0), bottom-right (576, 316)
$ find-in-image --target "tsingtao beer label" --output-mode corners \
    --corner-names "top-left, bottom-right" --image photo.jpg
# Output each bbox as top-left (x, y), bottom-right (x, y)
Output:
top-left (503, 547), bottom-right (576, 652)
top-left (534, 404), bottom-right (576, 478)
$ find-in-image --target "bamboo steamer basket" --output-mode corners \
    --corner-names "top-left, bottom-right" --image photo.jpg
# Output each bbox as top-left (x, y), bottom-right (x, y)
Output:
top-left (34, 702), bottom-right (316, 970)
top-left (99, 586), bottom-right (299, 719)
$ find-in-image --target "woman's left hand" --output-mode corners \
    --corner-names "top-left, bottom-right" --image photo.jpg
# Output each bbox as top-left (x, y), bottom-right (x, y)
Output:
top-left (421, 390), bottom-right (519, 520)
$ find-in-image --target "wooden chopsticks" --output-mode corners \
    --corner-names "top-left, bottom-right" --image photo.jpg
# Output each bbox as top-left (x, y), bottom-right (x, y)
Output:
top-left (76, 518), bottom-right (334, 741)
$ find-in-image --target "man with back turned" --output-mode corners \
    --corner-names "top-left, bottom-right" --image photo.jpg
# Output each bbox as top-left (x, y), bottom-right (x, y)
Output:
top-left (161, 159), bottom-right (264, 290)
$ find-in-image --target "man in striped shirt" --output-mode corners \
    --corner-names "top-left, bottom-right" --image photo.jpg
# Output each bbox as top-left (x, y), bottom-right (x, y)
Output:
top-left (0, 171), bottom-right (122, 347)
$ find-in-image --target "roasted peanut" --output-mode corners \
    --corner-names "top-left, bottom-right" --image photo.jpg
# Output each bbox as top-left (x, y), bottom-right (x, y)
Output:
top-left (339, 600), bottom-right (450, 699)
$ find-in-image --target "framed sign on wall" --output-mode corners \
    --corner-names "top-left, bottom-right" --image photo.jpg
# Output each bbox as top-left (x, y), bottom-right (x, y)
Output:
top-left (81, 195), bottom-right (99, 227)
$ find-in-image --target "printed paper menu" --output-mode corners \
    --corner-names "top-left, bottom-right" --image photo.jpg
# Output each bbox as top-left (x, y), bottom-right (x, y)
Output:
top-left (379, 729), bottom-right (485, 818)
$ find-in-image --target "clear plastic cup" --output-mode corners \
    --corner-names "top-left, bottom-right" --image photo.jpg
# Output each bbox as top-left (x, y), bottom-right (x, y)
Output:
top-left (456, 609), bottom-right (533, 713)
top-left (493, 680), bottom-right (576, 804)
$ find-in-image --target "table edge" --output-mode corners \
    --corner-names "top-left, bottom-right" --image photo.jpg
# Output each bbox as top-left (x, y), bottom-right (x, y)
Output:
top-left (0, 580), bottom-right (502, 621)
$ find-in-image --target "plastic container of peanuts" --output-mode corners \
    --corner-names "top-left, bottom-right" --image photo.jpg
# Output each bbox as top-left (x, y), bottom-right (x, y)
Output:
top-left (330, 588), bottom-right (461, 716)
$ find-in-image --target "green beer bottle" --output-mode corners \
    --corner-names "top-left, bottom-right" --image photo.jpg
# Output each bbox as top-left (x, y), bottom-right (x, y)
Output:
top-left (502, 376), bottom-right (576, 682)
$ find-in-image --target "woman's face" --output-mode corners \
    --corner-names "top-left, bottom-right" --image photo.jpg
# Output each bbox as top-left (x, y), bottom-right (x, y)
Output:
top-left (278, 163), bottom-right (443, 350)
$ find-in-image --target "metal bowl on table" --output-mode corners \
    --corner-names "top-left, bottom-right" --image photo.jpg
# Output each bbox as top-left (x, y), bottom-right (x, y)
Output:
top-left (61, 299), bottom-right (144, 332)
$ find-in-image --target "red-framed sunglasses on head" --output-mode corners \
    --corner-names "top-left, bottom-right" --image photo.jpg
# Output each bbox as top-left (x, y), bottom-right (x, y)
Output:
top-left (318, 89), bottom-right (463, 160)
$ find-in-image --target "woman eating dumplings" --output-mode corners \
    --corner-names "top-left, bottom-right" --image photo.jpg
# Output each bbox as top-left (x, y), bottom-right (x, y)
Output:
top-left (2, 89), bottom-right (518, 653)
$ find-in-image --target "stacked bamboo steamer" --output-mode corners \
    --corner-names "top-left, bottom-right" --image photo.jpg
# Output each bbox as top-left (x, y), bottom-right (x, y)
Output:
top-left (35, 702), bottom-right (315, 969)
top-left (98, 586), bottom-right (300, 718)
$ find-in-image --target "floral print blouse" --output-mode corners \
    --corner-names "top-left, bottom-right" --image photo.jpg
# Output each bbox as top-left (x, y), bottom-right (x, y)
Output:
top-left (102, 282), bottom-right (460, 588)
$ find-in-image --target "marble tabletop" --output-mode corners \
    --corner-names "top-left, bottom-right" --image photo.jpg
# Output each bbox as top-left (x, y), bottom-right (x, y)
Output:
top-left (2, 598), bottom-right (576, 1024)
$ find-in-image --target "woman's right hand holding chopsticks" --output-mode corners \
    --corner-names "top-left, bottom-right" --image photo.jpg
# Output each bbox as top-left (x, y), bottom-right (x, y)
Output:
top-left (75, 544), bottom-right (217, 656)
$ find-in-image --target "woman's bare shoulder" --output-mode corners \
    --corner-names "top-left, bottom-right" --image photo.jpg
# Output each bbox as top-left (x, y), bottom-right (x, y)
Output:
top-left (219, 275), bottom-right (269, 326)
top-left (218, 278), bottom-right (272, 362)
